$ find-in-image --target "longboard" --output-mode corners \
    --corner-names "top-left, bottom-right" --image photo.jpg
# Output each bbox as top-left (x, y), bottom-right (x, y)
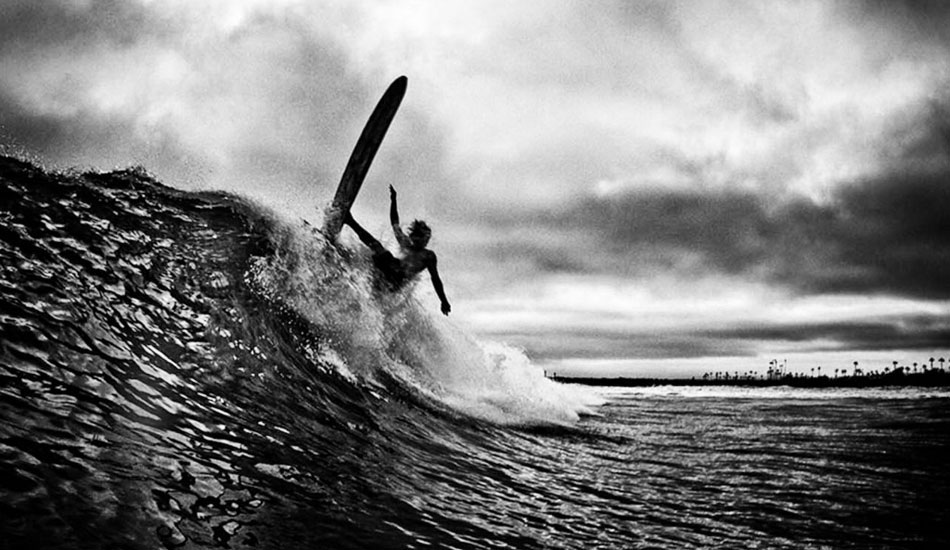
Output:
top-left (322, 76), bottom-right (408, 241)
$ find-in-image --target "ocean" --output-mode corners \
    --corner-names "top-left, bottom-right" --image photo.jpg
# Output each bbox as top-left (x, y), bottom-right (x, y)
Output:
top-left (2, 155), bottom-right (948, 549)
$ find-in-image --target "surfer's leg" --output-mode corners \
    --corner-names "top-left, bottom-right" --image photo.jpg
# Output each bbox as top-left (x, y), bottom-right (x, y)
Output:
top-left (345, 214), bottom-right (386, 255)
top-left (344, 214), bottom-right (404, 287)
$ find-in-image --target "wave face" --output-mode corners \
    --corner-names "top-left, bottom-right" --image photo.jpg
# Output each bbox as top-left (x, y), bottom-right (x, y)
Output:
top-left (0, 156), bottom-right (598, 548)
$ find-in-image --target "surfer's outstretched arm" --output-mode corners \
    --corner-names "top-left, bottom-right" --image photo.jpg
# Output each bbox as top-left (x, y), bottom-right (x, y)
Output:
top-left (389, 185), bottom-right (411, 249)
top-left (427, 255), bottom-right (451, 316)
top-left (343, 213), bottom-right (386, 256)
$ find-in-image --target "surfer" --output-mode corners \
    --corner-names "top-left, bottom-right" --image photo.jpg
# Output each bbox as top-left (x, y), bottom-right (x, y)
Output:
top-left (343, 185), bottom-right (451, 316)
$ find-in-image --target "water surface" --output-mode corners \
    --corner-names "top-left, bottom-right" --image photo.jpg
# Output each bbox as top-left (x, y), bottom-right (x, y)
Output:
top-left (2, 157), bottom-right (947, 549)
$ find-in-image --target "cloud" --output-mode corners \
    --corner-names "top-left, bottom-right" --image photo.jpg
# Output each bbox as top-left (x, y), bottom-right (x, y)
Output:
top-left (0, 0), bottom-right (453, 219)
top-left (498, 315), bottom-right (950, 361)
top-left (465, 279), bottom-right (950, 361)
top-left (393, 0), bottom-right (950, 212)
top-left (447, 96), bottom-right (950, 302)
top-left (0, 0), bottom-right (159, 52)
top-left (470, 287), bottom-right (950, 361)
top-left (488, 329), bottom-right (752, 361)
top-left (506, 157), bottom-right (950, 300)
top-left (3, 0), bottom-right (949, 215)
top-left (700, 315), bottom-right (950, 352)
top-left (3, 0), bottom-right (949, 366)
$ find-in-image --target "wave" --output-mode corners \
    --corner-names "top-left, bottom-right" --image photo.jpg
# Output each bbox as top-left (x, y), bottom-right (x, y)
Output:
top-left (0, 154), bottom-right (605, 547)
top-left (0, 153), bottom-right (597, 429)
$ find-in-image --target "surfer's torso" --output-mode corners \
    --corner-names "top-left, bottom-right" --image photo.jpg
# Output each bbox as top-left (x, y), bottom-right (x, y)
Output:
top-left (341, 189), bottom-right (450, 315)
top-left (373, 242), bottom-right (434, 291)
top-left (398, 247), bottom-right (434, 278)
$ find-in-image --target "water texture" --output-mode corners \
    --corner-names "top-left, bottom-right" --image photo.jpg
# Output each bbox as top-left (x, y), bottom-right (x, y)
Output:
top-left (1, 156), bottom-right (947, 549)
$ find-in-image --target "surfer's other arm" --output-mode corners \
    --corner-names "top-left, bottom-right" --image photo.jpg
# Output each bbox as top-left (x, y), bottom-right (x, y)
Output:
top-left (389, 185), bottom-right (411, 249)
top-left (427, 255), bottom-right (451, 316)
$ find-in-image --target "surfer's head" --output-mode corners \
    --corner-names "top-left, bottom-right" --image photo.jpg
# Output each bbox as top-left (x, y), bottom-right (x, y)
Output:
top-left (408, 220), bottom-right (431, 248)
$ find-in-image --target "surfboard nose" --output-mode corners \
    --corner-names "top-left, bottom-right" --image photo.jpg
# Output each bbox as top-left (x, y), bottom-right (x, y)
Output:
top-left (322, 76), bottom-right (409, 241)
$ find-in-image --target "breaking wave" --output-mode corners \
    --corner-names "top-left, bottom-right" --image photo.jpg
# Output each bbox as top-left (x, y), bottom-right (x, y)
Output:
top-left (0, 156), bottom-right (599, 548)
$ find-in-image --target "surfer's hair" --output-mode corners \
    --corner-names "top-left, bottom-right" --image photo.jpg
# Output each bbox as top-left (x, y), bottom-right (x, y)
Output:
top-left (408, 220), bottom-right (431, 241)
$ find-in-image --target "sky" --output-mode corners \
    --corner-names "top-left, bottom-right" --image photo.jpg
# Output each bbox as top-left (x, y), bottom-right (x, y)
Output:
top-left (2, 0), bottom-right (949, 377)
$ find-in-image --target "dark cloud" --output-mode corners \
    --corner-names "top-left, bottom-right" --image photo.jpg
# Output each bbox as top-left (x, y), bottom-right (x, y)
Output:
top-left (490, 314), bottom-right (950, 362)
top-left (701, 315), bottom-right (950, 352)
top-left (0, 0), bottom-right (161, 52)
top-left (483, 329), bottom-right (753, 361)
top-left (588, 165), bottom-right (950, 298)
top-left (853, 0), bottom-right (950, 46)
top-left (0, 1), bottom-right (461, 222)
top-left (575, 189), bottom-right (774, 272)
top-left (0, 0), bottom-right (428, 205)
top-left (807, 170), bottom-right (950, 296)
top-left (0, 85), bottom-right (202, 177)
top-left (475, 154), bottom-right (950, 299)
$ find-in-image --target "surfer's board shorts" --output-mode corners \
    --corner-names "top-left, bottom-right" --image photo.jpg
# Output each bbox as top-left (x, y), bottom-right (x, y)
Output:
top-left (371, 250), bottom-right (407, 290)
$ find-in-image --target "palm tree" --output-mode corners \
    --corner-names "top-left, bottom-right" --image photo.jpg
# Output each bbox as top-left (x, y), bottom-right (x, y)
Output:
top-left (940, 358), bottom-right (946, 371)
top-left (930, 357), bottom-right (935, 370)
top-left (853, 361), bottom-right (859, 377)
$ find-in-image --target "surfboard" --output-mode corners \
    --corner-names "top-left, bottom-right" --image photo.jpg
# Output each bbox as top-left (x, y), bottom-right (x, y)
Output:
top-left (322, 76), bottom-right (408, 241)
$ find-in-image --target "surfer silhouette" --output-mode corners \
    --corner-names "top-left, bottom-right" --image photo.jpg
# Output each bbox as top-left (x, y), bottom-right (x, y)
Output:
top-left (343, 185), bottom-right (451, 316)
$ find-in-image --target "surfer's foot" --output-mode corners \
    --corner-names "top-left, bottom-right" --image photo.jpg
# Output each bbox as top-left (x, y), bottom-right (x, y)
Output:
top-left (343, 212), bottom-right (354, 226)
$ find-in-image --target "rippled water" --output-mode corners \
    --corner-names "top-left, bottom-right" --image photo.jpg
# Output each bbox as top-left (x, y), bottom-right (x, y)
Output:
top-left (572, 386), bottom-right (950, 549)
top-left (2, 156), bottom-right (948, 549)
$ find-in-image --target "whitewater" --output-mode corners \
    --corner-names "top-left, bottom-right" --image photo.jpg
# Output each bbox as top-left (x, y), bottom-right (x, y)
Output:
top-left (2, 156), bottom-right (948, 549)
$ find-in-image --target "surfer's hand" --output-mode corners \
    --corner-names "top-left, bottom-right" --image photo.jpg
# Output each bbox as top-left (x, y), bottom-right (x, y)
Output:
top-left (441, 302), bottom-right (451, 316)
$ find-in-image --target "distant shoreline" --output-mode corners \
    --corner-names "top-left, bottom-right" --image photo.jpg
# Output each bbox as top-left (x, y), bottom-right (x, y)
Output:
top-left (550, 370), bottom-right (950, 388)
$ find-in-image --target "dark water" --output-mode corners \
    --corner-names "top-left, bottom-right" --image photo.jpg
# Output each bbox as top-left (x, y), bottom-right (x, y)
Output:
top-left (2, 156), bottom-right (948, 549)
top-left (583, 386), bottom-right (950, 549)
